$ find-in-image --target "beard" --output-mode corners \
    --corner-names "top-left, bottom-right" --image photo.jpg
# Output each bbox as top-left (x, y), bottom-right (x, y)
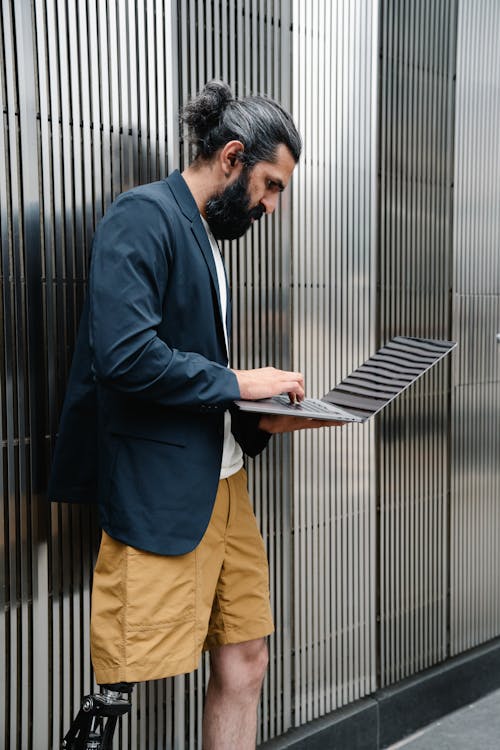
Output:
top-left (205, 170), bottom-right (265, 240)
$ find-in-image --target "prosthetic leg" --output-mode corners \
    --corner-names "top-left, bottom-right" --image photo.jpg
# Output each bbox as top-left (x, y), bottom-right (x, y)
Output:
top-left (61, 683), bottom-right (134, 750)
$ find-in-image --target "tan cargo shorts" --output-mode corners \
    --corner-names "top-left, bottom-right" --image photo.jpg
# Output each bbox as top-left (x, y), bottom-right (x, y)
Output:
top-left (90, 467), bottom-right (274, 684)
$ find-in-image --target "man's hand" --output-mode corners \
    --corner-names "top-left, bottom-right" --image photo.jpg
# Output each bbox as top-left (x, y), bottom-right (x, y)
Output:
top-left (232, 367), bottom-right (305, 402)
top-left (258, 414), bottom-right (346, 434)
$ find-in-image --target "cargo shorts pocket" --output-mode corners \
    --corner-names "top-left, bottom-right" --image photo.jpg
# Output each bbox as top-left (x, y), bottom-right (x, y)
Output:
top-left (124, 546), bottom-right (196, 631)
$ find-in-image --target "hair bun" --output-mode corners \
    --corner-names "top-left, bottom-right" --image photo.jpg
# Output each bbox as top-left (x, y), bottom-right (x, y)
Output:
top-left (182, 80), bottom-right (233, 141)
top-left (200, 80), bottom-right (233, 116)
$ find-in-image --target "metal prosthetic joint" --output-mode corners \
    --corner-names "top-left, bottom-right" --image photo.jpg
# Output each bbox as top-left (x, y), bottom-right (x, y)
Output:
top-left (61, 683), bottom-right (134, 750)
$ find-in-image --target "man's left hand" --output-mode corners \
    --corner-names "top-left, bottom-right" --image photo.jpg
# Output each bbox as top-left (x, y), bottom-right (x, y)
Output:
top-left (258, 414), bottom-right (346, 434)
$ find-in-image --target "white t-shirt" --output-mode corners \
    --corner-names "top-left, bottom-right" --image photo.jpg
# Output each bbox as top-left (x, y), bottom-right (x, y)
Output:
top-left (201, 217), bottom-right (244, 479)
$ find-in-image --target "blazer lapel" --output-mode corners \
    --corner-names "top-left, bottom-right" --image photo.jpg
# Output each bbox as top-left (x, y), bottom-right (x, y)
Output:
top-left (191, 219), bottom-right (224, 324)
top-left (224, 261), bottom-right (232, 340)
top-left (165, 170), bottom-right (227, 355)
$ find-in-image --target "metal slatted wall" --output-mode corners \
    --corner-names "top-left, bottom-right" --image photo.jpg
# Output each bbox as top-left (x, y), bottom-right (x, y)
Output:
top-left (291, 0), bottom-right (379, 723)
top-left (1, 1), bottom-right (182, 748)
top-left (450, 0), bottom-right (500, 655)
top-left (378, 0), bottom-right (458, 686)
top-left (4, 1), bottom-right (500, 749)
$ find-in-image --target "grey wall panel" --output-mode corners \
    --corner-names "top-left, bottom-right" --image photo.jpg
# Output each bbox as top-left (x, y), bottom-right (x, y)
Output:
top-left (453, 296), bottom-right (500, 387)
top-left (1, 1), bottom-right (180, 748)
top-left (451, 384), bottom-right (500, 651)
top-left (450, 0), bottom-right (500, 656)
top-left (290, 0), bottom-right (379, 724)
top-left (3, 1), bottom-right (500, 748)
top-left (378, 0), bottom-right (458, 687)
top-left (1, 2), bottom-right (39, 747)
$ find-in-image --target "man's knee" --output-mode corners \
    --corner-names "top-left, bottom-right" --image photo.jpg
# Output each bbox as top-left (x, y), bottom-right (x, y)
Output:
top-left (210, 639), bottom-right (269, 695)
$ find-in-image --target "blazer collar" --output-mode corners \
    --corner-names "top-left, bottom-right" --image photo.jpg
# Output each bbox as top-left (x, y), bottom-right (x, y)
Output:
top-left (165, 169), bottom-right (200, 220)
top-left (165, 170), bottom-right (229, 360)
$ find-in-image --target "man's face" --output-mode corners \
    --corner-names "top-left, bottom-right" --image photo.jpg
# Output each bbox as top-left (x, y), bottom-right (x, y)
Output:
top-left (205, 144), bottom-right (296, 240)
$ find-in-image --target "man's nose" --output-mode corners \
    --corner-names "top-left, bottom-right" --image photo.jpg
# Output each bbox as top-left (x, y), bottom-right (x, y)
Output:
top-left (260, 193), bottom-right (279, 214)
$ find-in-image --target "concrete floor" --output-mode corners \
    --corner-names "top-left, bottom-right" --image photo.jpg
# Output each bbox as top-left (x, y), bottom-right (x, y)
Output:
top-left (387, 688), bottom-right (500, 749)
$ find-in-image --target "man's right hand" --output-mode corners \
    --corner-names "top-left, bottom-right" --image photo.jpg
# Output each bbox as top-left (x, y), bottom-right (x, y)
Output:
top-left (232, 367), bottom-right (305, 402)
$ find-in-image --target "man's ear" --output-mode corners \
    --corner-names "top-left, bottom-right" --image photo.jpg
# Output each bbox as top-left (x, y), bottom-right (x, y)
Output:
top-left (220, 140), bottom-right (245, 177)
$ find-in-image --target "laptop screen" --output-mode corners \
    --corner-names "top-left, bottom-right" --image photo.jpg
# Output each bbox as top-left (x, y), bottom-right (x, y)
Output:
top-left (322, 336), bottom-right (457, 419)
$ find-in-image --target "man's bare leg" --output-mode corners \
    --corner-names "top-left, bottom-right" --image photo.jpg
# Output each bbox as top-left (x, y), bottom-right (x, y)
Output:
top-left (202, 638), bottom-right (269, 750)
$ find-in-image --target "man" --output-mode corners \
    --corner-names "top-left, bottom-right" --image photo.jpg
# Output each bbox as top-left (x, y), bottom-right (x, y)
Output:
top-left (49, 81), bottom-right (340, 749)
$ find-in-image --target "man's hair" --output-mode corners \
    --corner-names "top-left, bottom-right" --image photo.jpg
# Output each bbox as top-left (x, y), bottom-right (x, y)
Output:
top-left (181, 80), bottom-right (302, 167)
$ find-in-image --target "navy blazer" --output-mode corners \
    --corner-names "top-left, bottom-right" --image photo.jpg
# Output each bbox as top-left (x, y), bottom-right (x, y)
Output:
top-left (48, 171), bottom-right (270, 555)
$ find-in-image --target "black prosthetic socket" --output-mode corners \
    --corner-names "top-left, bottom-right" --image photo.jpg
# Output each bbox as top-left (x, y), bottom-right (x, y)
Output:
top-left (61, 683), bottom-right (134, 749)
top-left (100, 682), bottom-right (135, 695)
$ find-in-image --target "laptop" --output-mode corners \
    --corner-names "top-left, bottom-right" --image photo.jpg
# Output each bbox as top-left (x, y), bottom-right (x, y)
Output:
top-left (234, 336), bottom-right (457, 423)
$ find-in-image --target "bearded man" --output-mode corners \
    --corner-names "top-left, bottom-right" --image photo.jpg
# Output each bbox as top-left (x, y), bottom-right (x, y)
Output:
top-left (50, 81), bottom-right (339, 749)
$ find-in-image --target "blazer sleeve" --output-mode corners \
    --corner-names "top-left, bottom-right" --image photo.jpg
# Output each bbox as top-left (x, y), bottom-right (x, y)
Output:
top-left (89, 192), bottom-right (240, 410)
top-left (230, 408), bottom-right (272, 458)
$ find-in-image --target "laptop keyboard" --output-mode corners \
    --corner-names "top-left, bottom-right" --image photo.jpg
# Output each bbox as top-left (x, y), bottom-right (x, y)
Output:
top-left (272, 395), bottom-right (349, 418)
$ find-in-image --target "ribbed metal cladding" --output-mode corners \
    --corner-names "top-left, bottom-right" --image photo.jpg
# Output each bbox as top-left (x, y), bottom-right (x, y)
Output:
top-left (1, 2), bottom-right (179, 748)
top-left (450, 0), bottom-right (500, 655)
top-left (4, 1), bottom-right (500, 749)
top-left (378, 0), bottom-right (458, 687)
top-left (291, 0), bottom-right (379, 723)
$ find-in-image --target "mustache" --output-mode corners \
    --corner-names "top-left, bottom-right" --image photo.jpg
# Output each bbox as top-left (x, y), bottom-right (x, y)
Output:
top-left (249, 204), bottom-right (265, 222)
